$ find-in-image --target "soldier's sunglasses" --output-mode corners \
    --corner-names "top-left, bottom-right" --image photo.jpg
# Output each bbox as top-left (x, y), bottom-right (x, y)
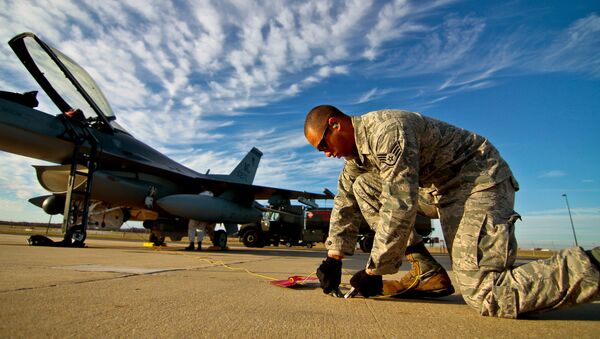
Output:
top-left (317, 124), bottom-right (330, 151)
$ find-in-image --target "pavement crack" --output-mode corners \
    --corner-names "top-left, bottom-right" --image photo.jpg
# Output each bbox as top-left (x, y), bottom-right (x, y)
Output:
top-left (0, 256), bottom-right (283, 294)
top-left (365, 300), bottom-right (389, 339)
top-left (0, 269), bottom-right (185, 294)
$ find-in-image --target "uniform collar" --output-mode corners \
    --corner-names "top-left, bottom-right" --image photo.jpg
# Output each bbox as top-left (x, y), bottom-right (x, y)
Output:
top-left (351, 115), bottom-right (370, 165)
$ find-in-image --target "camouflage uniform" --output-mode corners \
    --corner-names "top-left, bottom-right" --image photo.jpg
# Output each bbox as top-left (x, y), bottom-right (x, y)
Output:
top-left (326, 110), bottom-right (600, 318)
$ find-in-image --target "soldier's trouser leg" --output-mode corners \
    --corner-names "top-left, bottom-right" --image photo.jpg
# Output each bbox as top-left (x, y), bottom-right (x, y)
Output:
top-left (353, 173), bottom-right (454, 296)
top-left (353, 173), bottom-right (428, 246)
top-left (441, 179), bottom-right (600, 318)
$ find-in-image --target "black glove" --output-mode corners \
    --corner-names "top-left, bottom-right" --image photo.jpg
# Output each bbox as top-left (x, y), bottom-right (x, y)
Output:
top-left (350, 269), bottom-right (383, 298)
top-left (316, 256), bottom-right (342, 294)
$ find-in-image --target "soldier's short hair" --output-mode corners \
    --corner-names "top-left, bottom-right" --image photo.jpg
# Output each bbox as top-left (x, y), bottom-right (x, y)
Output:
top-left (304, 105), bottom-right (346, 137)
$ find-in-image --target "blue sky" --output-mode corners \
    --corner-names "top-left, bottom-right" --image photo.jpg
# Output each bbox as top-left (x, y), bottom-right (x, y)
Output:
top-left (0, 0), bottom-right (598, 249)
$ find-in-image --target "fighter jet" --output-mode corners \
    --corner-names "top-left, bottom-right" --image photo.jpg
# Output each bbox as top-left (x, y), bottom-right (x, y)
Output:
top-left (0, 32), bottom-right (331, 247)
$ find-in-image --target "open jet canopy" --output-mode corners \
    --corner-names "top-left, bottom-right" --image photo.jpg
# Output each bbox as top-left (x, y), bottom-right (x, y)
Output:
top-left (9, 32), bottom-right (115, 131)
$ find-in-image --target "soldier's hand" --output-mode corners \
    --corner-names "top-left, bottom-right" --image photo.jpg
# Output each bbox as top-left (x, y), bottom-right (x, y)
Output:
top-left (316, 256), bottom-right (342, 294)
top-left (350, 269), bottom-right (383, 298)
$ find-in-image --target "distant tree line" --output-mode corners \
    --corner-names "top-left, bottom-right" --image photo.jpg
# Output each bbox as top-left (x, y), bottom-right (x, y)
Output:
top-left (0, 220), bottom-right (61, 228)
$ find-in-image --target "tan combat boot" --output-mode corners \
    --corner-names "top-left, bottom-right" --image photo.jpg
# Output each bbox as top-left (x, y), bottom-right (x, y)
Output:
top-left (383, 242), bottom-right (455, 298)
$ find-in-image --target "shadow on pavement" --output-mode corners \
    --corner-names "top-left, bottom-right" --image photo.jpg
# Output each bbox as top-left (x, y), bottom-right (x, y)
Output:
top-left (521, 302), bottom-right (600, 321)
top-left (215, 247), bottom-right (328, 258)
top-left (371, 294), bottom-right (466, 305)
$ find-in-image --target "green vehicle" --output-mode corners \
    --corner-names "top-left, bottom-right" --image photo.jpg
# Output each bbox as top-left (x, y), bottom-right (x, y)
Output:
top-left (239, 205), bottom-right (433, 252)
top-left (239, 205), bottom-right (327, 248)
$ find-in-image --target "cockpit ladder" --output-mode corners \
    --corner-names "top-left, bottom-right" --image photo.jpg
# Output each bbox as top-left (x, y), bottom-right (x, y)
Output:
top-left (61, 120), bottom-right (98, 246)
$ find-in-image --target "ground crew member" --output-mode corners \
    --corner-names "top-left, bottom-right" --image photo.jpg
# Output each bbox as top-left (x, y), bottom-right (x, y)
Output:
top-left (186, 218), bottom-right (205, 251)
top-left (304, 105), bottom-right (600, 318)
top-left (185, 190), bottom-right (214, 251)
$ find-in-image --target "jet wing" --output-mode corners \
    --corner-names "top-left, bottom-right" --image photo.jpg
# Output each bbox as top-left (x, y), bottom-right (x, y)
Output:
top-left (249, 184), bottom-right (333, 200)
top-left (190, 176), bottom-right (333, 201)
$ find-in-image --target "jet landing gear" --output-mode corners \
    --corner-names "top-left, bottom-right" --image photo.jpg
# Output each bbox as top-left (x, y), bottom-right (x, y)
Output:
top-left (149, 231), bottom-right (166, 247)
top-left (65, 224), bottom-right (86, 247)
top-left (27, 224), bottom-right (87, 247)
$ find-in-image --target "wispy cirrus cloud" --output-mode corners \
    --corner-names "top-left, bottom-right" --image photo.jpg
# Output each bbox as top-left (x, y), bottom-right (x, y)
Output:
top-left (1, 0), bottom-right (378, 152)
top-left (355, 88), bottom-right (379, 104)
top-left (363, 0), bottom-right (457, 60)
top-left (0, 0), bottom-right (598, 223)
top-left (538, 13), bottom-right (600, 78)
top-left (539, 170), bottom-right (567, 179)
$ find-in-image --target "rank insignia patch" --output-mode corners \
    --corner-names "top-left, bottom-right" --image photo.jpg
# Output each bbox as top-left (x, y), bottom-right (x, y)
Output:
top-left (377, 141), bottom-right (403, 167)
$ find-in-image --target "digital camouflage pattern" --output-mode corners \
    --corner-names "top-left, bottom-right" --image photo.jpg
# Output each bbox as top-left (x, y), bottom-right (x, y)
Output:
top-left (326, 109), bottom-right (600, 317)
top-left (443, 179), bottom-right (599, 317)
top-left (327, 110), bottom-right (513, 273)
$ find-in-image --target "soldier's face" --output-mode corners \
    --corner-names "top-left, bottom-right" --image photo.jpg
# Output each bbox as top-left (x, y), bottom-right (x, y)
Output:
top-left (307, 118), bottom-right (356, 159)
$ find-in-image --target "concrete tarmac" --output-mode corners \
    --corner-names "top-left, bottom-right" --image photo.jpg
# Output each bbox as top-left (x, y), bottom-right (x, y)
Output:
top-left (0, 233), bottom-right (598, 338)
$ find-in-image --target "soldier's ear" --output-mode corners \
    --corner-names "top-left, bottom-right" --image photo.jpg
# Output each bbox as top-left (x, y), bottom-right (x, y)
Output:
top-left (328, 117), bottom-right (339, 129)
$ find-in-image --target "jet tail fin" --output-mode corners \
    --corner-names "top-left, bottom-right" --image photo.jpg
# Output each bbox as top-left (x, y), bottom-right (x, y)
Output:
top-left (228, 147), bottom-right (262, 184)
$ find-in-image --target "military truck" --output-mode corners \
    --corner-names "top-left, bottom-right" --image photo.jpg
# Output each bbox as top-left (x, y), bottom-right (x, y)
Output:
top-left (238, 205), bottom-right (433, 252)
top-left (238, 205), bottom-right (328, 248)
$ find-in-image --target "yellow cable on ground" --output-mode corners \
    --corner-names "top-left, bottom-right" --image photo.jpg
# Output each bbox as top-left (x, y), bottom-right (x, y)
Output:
top-left (149, 245), bottom-right (319, 283)
top-left (197, 257), bottom-right (280, 281)
top-left (146, 245), bottom-right (403, 296)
